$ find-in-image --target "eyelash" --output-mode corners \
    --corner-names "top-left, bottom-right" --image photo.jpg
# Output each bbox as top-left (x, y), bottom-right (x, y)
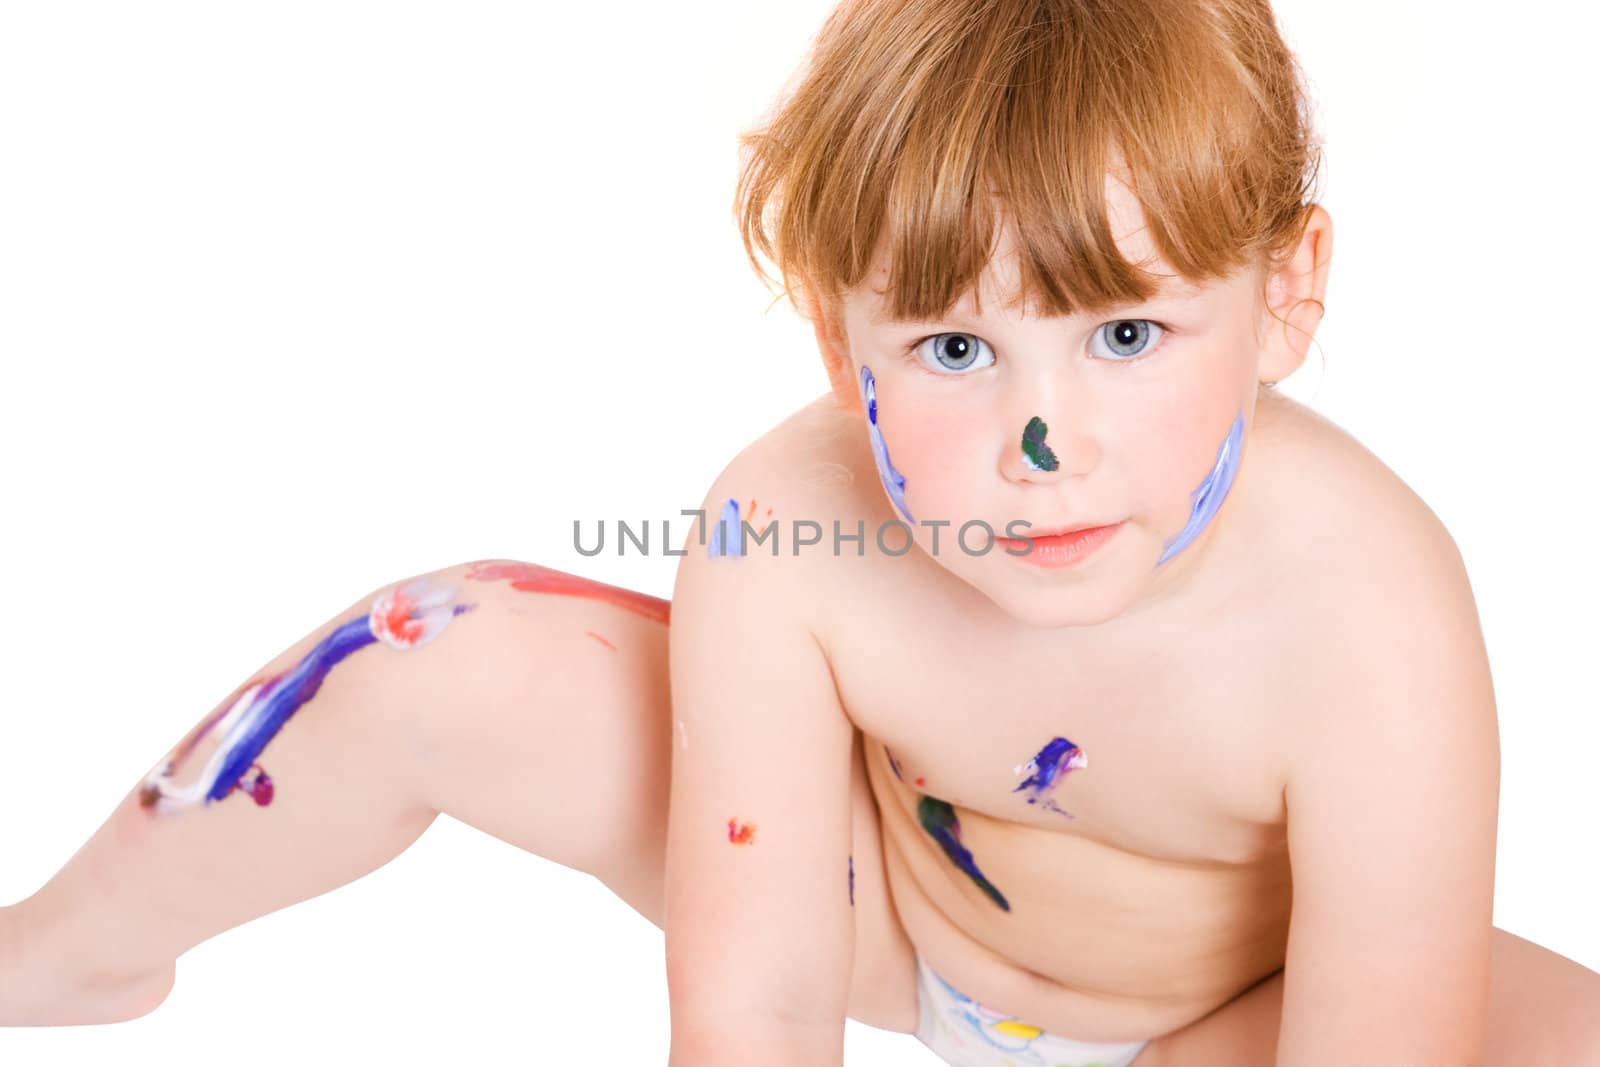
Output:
top-left (902, 319), bottom-right (1174, 374)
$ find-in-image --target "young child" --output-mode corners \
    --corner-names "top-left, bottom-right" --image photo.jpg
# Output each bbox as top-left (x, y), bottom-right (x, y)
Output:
top-left (2, 1), bottom-right (1597, 1065)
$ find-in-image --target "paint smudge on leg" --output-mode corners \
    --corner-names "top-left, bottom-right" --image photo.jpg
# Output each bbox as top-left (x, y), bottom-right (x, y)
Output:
top-left (1158, 409), bottom-right (1245, 566)
top-left (885, 744), bottom-right (906, 783)
top-left (1012, 737), bottom-right (1087, 820)
top-left (918, 796), bottom-right (1010, 911)
top-left (708, 497), bottom-right (746, 558)
top-left (140, 577), bottom-right (475, 814)
top-left (848, 854), bottom-right (855, 907)
top-left (1020, 416), bottom-right (1059, 473)
top-left (584, 630), bottom-right (616, 651)
top-left (237, 762), bottom-right (273, 805)
top-left (727, 818), bottom-right (757, 846)
top-left (465, 560), bottom-right (670, 624)
top-left (860, 366), bottom-right (915, 524)
top-left (368, 580), bottom-right (472, 649)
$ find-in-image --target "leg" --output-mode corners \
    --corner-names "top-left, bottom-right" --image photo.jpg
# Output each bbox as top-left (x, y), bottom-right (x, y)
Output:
top-left (1136, 927), bottom-right (1600, 1066)
top-left (403, 560), bottom-right (922, 1034)
top-left (0, 559), bottom-right (921, 1034)
top-left (0, 566), bottom-right (474, 1025)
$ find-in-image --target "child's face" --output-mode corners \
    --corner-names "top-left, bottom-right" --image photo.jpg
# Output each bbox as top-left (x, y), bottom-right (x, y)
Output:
top-left (826, 178), bottom-right (1283, 630)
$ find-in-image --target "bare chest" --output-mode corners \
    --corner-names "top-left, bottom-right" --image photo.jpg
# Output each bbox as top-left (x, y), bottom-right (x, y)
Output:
top-left (820, 569), bottom-right (1300, 1033)
top-left (829, 582), bottom-right (1291, 867)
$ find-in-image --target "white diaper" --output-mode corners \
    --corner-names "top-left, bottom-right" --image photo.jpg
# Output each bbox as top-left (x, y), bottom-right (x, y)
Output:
top-left (914, 955), bottom-right (1151, 1067)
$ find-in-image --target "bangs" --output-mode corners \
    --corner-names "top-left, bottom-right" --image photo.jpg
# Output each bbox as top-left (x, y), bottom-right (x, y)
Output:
top-left (736, 0), bottom-right (1323, 323)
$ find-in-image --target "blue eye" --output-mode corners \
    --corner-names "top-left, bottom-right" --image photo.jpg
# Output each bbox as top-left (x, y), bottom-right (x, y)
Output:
top-left (912, 332), bottom-right (995, 375)
top-left (1091, 319), bottom-right (1166, 361)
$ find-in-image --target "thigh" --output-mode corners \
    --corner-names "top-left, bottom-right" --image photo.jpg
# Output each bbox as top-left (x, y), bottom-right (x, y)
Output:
top-left (1483, 928), bottom-right (1600, 1062)
top-left (405, 559), bottom-right (922, 1035)
top-left (1141, 926), bottom-right (1600, 1066)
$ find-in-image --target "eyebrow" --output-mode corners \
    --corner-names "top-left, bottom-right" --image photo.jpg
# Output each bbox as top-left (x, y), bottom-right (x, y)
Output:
top-left (868, 277), bottom-right (1205, 326)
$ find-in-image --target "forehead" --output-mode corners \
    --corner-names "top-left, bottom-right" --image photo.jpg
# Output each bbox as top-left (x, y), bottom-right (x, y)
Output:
top-left (854, 169), bottom-right (1195, 325)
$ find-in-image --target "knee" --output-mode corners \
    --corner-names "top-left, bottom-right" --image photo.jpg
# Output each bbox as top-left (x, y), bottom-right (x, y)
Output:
top-left (380, 557), bottom-right (669, 783)
top-left (366, 558), bottom-right (566, 670)
top-left (363, 559), bottom-right (554, 698)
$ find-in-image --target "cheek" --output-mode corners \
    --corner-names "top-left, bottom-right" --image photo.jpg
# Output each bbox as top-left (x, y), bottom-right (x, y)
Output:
top-left (888, 406), bottom-right (989, 506)
top-left (1129, 387), bottom-right (1244, 511)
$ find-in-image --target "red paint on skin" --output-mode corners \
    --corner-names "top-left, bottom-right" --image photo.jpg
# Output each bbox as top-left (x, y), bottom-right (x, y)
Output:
top-left (727, 819), bottom-right (757, 846)
top-left (373, 584), bottom-right (429, 644)
top-left (585, 630), bottom-right (617, 651)
top-left (916, 777), bottom-right (926, 787)
top-left (465, 561), bottom-right (670, 624)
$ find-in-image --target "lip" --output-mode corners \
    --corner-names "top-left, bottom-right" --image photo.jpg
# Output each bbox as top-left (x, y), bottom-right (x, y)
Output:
top-left (997, 521), bottom-right (1123, 569)
top-left (1013, 521), bottom-right (1112, 538)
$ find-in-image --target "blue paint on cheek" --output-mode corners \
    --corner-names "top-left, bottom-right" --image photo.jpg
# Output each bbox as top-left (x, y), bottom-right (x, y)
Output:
top-left (860, 365), bottom-right (916, 525)
top-left (707, 497), bottom-right (745, 558)
top-left (1158, 409), bottom-right (1245, 566)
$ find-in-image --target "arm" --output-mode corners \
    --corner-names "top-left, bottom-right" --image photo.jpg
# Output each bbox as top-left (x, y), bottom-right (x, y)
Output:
top-left (1278, 517), bottom-right (1499, 1065)
top-left (665, 469), bottom-right (856, 1067)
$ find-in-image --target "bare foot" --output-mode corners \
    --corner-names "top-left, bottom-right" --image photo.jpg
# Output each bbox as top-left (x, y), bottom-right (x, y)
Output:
top-left (0, 902), bottom-right (177, 1027)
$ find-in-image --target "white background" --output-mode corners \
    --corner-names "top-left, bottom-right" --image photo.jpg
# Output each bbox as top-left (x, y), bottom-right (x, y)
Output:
top-left (1, 1), bottom-right (1594, 1063)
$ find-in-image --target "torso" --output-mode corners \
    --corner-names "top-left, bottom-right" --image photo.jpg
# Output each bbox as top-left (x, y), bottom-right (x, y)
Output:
top-left (764, 386), bottom-right (1384, 1041)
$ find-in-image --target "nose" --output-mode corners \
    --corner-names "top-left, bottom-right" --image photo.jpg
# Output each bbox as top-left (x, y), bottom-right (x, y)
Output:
top-left (1003, 405), bottom-right (1100, 483)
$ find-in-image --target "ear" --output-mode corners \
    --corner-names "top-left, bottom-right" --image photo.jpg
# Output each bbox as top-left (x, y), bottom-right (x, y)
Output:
top-left (798, 288), bottom-right (864, 417)
top-left (1257, 204), bottom-right (1332, 386)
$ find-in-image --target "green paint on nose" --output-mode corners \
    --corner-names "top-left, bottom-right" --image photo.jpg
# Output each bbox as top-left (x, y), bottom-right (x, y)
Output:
top-left (1022, 416), bottom-right (1059, 472)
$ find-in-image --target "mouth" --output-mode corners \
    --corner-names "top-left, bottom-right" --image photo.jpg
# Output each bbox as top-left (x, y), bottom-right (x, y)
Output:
top-left (996, 521), bottom-right (1125, 569)
top-left (1009, 521), bottom-right (1117, 538)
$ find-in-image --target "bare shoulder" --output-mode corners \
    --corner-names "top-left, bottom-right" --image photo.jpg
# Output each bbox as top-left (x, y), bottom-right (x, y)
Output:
top-left (738, 392), bottom-right (871, 485)
top-left (681, 391), bottom-right (880, 602)
top-left (1257, 391), bottom-right (1478, 617)
top-left (1254, 391), bottom-right (1493, 734)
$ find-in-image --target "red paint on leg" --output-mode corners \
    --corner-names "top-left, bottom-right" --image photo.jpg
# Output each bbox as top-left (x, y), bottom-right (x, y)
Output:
top-left (372, 584), bottom-right (425, 644)
top-left (727, 818), bottom-right (757, 846)
top-left (465, 561), bottom-right (670, 624)
top-left (585, 630), bottom-right (617, 651)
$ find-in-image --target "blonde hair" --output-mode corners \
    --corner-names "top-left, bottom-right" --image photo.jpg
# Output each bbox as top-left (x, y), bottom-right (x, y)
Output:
top-left (735, 0), bottom-right (1325, 336)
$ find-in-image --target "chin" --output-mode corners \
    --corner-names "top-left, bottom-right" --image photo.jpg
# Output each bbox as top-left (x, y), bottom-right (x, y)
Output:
top-left (935, 554), bottom-right (1139, 630)
top-left (985, 584), bottom-right (1135, 629)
